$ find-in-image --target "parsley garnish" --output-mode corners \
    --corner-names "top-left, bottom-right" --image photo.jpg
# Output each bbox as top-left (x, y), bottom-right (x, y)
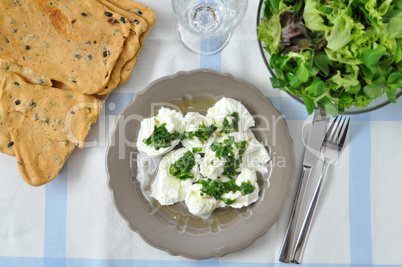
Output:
top-left (169, 151), bottom-right (196, 180)
top-left (192, 147), bottom-right (202, 154)
top-left (220, 112), bottom-right (240, 134)
top-left (222, 198), bottom-right (237, 205)
top-left (239, 180), bottom-right (256, 196)
top-left (199, 178), bottom-right (255, 202)
top-left (182, 123), bottom-right (218, 141)
top-left (222, 156), bottom-right (242, 176)
top-left (211, 136), bottom-right (247, 177)
top-left (211, 136), bottom-right (235, 159)
top-left (142, 123), bottom-right (180, 150)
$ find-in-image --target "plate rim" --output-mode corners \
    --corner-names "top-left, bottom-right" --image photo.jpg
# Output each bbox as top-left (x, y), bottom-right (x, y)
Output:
top-left (105, 68), bottom-right (296, 259)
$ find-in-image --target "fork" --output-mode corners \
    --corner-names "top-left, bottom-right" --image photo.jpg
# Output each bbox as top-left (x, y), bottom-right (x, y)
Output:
top-left (291, 116), bottom-right (350, 263)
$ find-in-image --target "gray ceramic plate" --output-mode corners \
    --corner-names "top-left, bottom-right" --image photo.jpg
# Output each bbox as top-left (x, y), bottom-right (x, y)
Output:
top-left (106, 69), bottom-right (295, 259)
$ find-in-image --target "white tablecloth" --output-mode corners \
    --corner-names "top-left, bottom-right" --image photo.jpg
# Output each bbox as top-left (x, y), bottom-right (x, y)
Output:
top-left (1, 1), bottom-right (402, 266)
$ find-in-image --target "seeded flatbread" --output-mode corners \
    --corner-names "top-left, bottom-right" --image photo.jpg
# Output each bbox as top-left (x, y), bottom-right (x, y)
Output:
top-left (1, 73), bottom-right (101, 185)
top-left (9, 114), bottom-right (77, 186)
top-left (0, 59), bottom-right (54, 156)
top-left (96, 0), bottom-right (148, 95)
top-left (0, 107), bottom-right (22, 157)
top-left (0, 0), bottom-right (131, 95)
top-left (0, 73), bottom-right (101, 158)
top-left (106, 0), bottom-right (156, 26)
top-left (104, 0), bottom-right (156, 86)
top-left (0, 59), bottom-right (53, 87)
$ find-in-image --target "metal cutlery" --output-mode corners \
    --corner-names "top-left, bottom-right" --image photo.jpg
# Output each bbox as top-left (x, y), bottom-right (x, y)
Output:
top-left (292, 116), bottom-right (350, 263)
top-left (278, 109), bottom-right (328, 263)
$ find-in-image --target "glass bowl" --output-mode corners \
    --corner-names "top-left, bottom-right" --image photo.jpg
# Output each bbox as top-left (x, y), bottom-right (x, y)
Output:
top-left (256, 0), bottom-right (401, 115)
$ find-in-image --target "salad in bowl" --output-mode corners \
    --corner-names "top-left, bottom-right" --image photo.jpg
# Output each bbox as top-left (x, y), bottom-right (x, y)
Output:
top-left (257, 0), bottom-right (402, 115)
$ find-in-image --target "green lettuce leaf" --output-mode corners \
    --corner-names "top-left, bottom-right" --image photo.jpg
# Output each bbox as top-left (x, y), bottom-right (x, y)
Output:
top-left (364, 0), bottom-right (393, 27)
top-left (388, 17), bottom-right (402, 39)
top-left (363, 76), bottom-right (386, 99)
top-left (258, 2), bottom-right (292, 55)
top-left (360, 45), bottom-right (388, 73)
top-left (325, 10), bottom-right (365, 51)
top-left (303, 0), bottom-right (329, 32)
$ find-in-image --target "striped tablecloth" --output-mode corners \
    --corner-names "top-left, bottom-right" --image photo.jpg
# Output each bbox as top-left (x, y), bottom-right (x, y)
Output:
top-left (1, 1), bottom-right (401, 266)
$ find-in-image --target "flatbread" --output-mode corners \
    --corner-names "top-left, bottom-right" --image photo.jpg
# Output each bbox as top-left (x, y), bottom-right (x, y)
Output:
top-left (1, 73), bottom-right (101, 185)
top-left (0, 73), bottom-right (101, 158)
top-left (96, 0), bottom-right (148, 95)
top-left (106, 0), bottom-right (156, 26)
top-left (10, 114), bottom-right (76, 186)
top-left (0, 0), bottom-right (131, 94)
top-left (0, 59), bottom-right (54, 156)
top-left (104, 0), bottom-right (156, 86)
top-left (0, 59), bottom-right (53, 87)
top-left (0, 106), bottom-right (23, 157)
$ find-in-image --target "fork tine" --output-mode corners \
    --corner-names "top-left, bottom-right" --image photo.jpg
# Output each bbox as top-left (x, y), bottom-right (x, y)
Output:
top-left (338, 117), bottom-right (350, 146)
top-left (325, 116), bottom-right (339, 141)
top-left (333, 116), bottom-right (347, 142)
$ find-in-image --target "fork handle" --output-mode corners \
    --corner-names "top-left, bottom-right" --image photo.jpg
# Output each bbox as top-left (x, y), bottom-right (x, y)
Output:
top-left (278, 166), bottom-right (312, 263)
top-left (292, 161), bottom-right (331, 263)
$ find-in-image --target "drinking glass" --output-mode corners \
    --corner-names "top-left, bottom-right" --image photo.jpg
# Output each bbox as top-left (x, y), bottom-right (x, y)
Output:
top-left (172, 0), bottom-right (248, 55)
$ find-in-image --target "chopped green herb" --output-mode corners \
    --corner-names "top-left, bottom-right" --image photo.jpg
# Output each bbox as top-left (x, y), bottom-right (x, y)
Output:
top-left (192, 147), bottom-right (202, 154)
top-left (169, 151), bottom-right (195, 180)
top-left (142, 123), bottom-right (181, 150)
top-left (222, 198), bottom-right (237, 205)
top-left (235, 140), bottom-right (247, 156)
top-left (199, 178), bottom-right (256, 201)
top-left (211, 136), bottom-right (247, 176)
top-left (222, 156), bottom-right (242, 176)
top-left (220, 112), bottom-right (240, 134)
top-left (182, 123), bottom-right (218, 141)
top-left (211, 136), bottom-right (235, 159)
top-left (239, 180), bottom-right (256, 196)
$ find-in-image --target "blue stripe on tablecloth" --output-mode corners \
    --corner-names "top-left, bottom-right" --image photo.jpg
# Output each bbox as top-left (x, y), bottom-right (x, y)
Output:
top-left (197, 258), bottom-right (220, 267)
top-left (200, 38), bottom-right (222, 71)
top-left (43, 162), bottom-right (68, 267)
top-left (0, 257), bottom-right (43, 267)
top-left (349, 116), bottom-right (373, 265)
